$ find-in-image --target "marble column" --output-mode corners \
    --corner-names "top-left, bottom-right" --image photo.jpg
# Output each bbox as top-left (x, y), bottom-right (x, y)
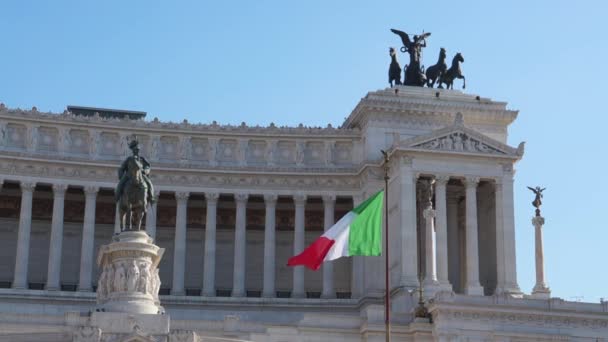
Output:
top-left (350, 194), bottom-right (364, 298)
top-left (532, 215), bottom-right (550, 298)
top-left (262, 194), bottom-right (277, 298)
top-left (171, 191), bottom-right (189, 296)
top-left (232, 193), bottom-right (248, 297)
top-left (464, 177), bottom-right (483, 295)
top-left (501, 170), bottom-right (522, 295)
top-left (46, 184), bottom-right (68, 290)
top-left (422, 205), bottom-right (437, 286)
top-left (202, 192), bottom-right (219, 297)
top-left (400, 157), bottom-right (419, 288)
top-left (145, 191), bottom-right (160, 239)
top-left (494, 179), bottom-right (506, 294)
top-left (321, 194), bottom-right (336, 299)
top-left (13, 181), bottom-right (36, 289)
top-left (78, 185), bottom-right (99, 291)
top-left (446, 191), bottom-right (461, 293)
top-left (434, 176), bottom-right (452, 291)
top-left (292, 193), bottom-right (307, 298)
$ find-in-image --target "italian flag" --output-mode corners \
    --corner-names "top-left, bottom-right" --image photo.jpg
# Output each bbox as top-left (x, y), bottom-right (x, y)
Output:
top-left (287, 190), bottom-right (383, 270)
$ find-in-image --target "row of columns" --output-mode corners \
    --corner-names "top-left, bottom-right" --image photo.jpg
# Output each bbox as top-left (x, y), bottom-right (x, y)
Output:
top-left (5, 180), bottom-right (342, 298)
top-left (401, 169), bottom-right (520, 296)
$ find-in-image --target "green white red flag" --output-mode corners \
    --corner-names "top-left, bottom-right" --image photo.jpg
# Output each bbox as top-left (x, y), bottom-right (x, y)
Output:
top-left (287, 190), bottom-right (383, 270)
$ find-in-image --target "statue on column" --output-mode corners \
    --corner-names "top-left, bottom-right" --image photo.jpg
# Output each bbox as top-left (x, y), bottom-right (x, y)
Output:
top-left (115, 139), bottom-right (156, 231)
top-left (527, 186), bottom-right (546, 217)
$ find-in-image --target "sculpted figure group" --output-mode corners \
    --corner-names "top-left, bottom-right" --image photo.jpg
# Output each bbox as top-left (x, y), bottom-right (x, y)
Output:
top-left (97, 261), bottom-right (161, 301)
top-left (389, 28), bottom-right (466, 90)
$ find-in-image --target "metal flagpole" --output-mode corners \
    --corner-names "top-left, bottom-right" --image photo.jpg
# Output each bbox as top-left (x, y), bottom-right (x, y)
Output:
top-left (381, 150), bottom-right (391, 342)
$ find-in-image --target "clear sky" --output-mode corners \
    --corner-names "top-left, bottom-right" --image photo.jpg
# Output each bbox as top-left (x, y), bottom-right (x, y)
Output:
top-left (1, 1), bottom-right (607, 302)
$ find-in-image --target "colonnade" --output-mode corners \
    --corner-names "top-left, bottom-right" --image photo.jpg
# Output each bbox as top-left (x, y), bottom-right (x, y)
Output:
top-left (2, 180), bottom-right (345, 298)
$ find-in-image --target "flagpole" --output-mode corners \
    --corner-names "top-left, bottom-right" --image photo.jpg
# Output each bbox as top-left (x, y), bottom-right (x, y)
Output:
top-left (381, 150), bottom-right (391, 342)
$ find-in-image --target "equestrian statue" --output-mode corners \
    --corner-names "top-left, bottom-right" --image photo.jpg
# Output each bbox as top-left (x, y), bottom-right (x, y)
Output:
top-left (388, 28), bottom-right (467, 89)
top-left (115, 139), bottom-right (156, 232)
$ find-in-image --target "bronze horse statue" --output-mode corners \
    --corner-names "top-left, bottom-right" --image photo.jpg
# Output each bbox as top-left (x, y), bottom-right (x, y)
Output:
top-left (388, 47), bottom-right (402, 87)
top-left (118, 156), bottom-right (149, 231)
top-left (439, 53), bottom-right (465, 89)
top-left (425, 48), bottom-right (447, 88)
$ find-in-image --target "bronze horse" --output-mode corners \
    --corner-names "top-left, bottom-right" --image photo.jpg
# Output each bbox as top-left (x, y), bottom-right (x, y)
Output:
top-left (439, 53), bottom-right (465, 89)
top-left (425, 48), bottom-right (447, 88)
top-left (388, 47), bottom-right (402, 87)
top-left (118, 157), bottom-right (148, 231)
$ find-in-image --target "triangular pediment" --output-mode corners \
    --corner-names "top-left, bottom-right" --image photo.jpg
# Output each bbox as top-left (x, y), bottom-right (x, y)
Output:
top-left (396, 113), bottom-right (524, 158)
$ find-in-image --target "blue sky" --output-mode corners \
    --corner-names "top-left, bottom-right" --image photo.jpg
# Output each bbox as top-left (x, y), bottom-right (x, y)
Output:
top-left (1, 1), bottom-right (607, 302)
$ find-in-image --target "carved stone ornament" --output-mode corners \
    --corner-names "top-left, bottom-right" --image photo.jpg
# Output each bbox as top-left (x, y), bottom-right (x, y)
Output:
top-left (72, 326), bottom-right (102, 342)
top-left (395, 113), bottom-right (523, 159)
top-left (96, 231), bottom-right (165, 315)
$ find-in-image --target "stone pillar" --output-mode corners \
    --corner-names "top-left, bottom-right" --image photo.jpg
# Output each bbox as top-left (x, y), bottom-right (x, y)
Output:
top-left (321, 194), bottom-right (336, 299)
top-left (232, 193), bottom-right (248, 297)
top-left (350, 194), bottom-right (364, 298)
top-left (434, 176), bottom-right (452, 291)
top-left (422, 206), bottom-right (437, 286)
top-left (262, 194), bottom-right (277, 298)
top-left (292, 193), bottom-right (307, 298)
top-left (400, 157), bottom-right (419, 289)
top-left (531, 215), bottom-right (550, 298)
top-left (13, 181), bottom-right (36, 289)
top-left (447, 191), bottom-right (461, 293)
top-left (145, 191), bottom-right (160, 239)
top-left (78, 186), bottom-right (99, 291)
top-left (202, 192), bottom-right (219, 297)
top-left (501, 169), bottom-right (522, 295)
top-left (46, 184), bottom-right (68, 291)
top-left (114, 203), bottom-right (121, 234)
top-left (464, 177), bottom-right (483, 295)
top-left (171, 191), bottom-right (189, 296)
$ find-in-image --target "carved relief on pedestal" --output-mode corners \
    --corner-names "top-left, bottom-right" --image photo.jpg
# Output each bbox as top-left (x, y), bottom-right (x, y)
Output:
top-left (96, 231), bottom-right (165, 314)
top-left (6, 123), bottom-right (26, 149)
top-left (37, 126), bottom-right (58, 152)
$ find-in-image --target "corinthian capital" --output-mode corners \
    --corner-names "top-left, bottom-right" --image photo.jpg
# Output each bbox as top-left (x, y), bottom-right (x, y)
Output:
top-left (234, 193), bottom-right (249, 203)
top-left (52, 183), bottom-right (68, 195)
top-left (20, 181), bottom-right (36, 192)
top-left (293, 193), bottom-right (307, 205)
top-left (175, 191), bottom-right (190, 202)
top-left (205, 192), bottom-right (220, 204)
top-left (463, 176), bottom-right (480, 188)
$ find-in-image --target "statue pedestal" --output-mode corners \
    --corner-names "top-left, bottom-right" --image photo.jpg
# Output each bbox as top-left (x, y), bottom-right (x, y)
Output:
top-left (96, 231), bottom-right (165, 314)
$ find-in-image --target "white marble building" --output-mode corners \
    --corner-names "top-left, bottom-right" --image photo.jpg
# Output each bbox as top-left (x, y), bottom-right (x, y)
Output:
top-left (0, 86), bottom-right (606, 341)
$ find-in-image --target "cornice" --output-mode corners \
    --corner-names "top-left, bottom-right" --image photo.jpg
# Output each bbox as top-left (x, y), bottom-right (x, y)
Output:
top-left (0, 105), bottom-right (360, 138)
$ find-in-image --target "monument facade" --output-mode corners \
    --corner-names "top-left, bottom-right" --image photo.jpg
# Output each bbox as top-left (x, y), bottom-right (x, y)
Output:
top-left (0, 86), bottom-right (606, 341)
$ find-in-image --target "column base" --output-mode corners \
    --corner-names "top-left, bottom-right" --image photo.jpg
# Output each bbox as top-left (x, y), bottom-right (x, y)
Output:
top-left (262, 292), bottom-right (275, 298)
top-left (321, 293), bottom-right (336, 299)
top-left (399, 275), bottom-right (420, 290)
top-left (291, 292), bottom-right (306, 299)
top-left (532, 284), bottom-right (551, 299)
top-left (465, 284), bottom-right (484, 296)
top-left (494, 283), bottom-right (523, 297)
top-left (77, 287), bottom-right (92, 292)
top-left (436, 281), bottom-right (453, 293)
top-left (170, 290), bottom-right (185, 296)
top-left (201, 290), bottom-right (215, 297)
top-left (231, 290), bottom-right (245, 298)
top-left (45, 286), bottom-right (60, 291)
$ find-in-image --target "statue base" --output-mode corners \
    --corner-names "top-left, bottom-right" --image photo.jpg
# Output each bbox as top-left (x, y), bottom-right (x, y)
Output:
top-left (96, 231), bottom-right (165, 315)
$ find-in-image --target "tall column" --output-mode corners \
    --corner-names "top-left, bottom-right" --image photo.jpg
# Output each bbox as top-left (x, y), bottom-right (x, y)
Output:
top-left (446, 191), bottom-right (461, 292)
top-left (114, 203), bottom-right (121, 234)
top-left (171, 191), bottom-right (189, 296)
top-left (46, 184), bottom-right (68, 290)
top-left (145, 190), bottom-right (160, 239)
top-left (350, 194), bottom-right (364, 298)
top-left (400, 156), bottom-right (419, 289)
top-left (202, 192), bottom-right (219, 297)
top-left (78, 185), bottom-right (98, 291)
top-left (501, 169), bottom-right (522, 295)
top-left (292, 193), bottom-right (307, 298)
top-left (262, 194), bottom-right (277, 298)
top-left (494, 179), bottom-right (506, 294)
top-left (464, 177), bottom-right (483, 295)
top-left (232, 193), bottom-right (248, 297)
top-left (321, 194), bottom-right (336, 299)
top-left (434, 176), bottom-right (452, 291)
top-left (422, 179), bottom-right (437, 286)
top-left (531, 215), bottom-right (550, 298)
top-left (13, 181), bottom-right (36, 289)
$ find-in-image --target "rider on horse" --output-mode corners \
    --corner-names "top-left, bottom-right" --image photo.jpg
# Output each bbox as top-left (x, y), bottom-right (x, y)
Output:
top-left (115, 140), bottom-right (156, 204)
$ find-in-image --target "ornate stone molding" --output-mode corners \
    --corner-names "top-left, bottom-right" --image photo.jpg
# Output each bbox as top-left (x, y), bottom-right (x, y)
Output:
top-left (204, 192), bottom-right (220, 203)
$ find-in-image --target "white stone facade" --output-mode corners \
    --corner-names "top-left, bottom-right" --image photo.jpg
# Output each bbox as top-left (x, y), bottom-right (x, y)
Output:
top-left (0, 86), bottom-right (606, 341)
